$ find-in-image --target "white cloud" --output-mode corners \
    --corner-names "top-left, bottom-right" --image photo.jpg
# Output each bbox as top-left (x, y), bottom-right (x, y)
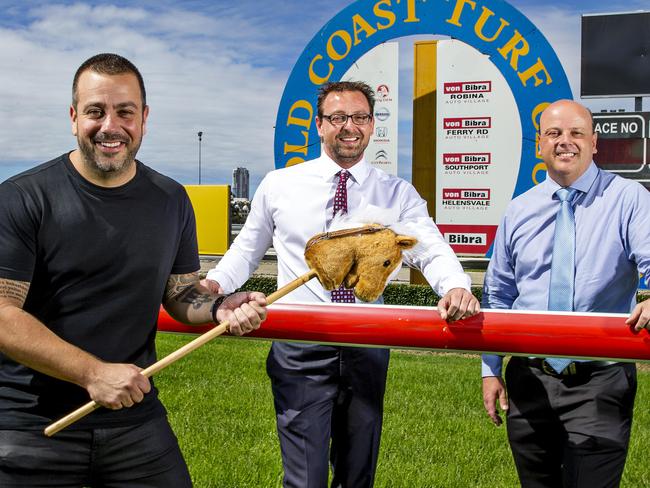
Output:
top-left (0, 2), bottom-right (288, 186)
top-left (1, 0), bottom-right (647, 190)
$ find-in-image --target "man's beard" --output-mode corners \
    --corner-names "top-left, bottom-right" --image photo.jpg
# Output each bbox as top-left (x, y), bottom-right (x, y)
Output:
top-left (328, 129), bottom-right (367, 164)
top-left (78, 133), bottom-right (140, 176)
top-left (331, 143), bottom-right (363, 163)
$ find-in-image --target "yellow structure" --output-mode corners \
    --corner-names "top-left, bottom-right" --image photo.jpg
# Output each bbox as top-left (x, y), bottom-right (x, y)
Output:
top-left (185, 185), bottom-right (230, 255)
top-left (410, 41), bottom-right (438, 284)
top-left (412, 40), bottom-right (438, 218)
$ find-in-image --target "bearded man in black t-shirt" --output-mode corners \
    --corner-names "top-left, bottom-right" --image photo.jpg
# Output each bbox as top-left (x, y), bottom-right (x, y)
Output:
top-left (0, 53), bottom-right (267, 487)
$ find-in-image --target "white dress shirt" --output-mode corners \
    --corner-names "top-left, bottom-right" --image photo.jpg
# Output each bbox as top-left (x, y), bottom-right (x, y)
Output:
top-left (208, 154), bottom-right (470, 302)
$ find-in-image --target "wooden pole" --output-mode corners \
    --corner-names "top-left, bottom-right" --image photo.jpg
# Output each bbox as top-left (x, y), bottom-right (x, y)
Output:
top-left (44, 270), bottom-right (318, 437)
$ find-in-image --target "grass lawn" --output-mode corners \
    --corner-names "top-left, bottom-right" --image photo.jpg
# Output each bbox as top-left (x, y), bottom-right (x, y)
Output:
top-left (156, 334), bottom-right (650, 487)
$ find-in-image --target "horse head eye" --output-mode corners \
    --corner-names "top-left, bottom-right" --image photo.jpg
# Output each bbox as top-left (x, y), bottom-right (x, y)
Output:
top-left (383, 260), bottom-right (391, 267)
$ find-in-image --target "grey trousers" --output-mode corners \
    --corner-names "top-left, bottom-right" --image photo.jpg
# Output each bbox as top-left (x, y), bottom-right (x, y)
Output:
top-left (267, 342), bottom-right (390, 488)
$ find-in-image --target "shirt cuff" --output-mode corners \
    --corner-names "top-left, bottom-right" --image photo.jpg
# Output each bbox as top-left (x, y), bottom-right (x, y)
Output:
top-left (481, 354), bottom-right (503, 377)
top-left (433, 274), bottom-right (472, 296)
top-left (205, 269), bottom-right (236, 294)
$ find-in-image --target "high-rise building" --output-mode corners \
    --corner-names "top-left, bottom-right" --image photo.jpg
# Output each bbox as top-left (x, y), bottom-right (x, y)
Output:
top-left (232, 167), bottom-right (249, 199)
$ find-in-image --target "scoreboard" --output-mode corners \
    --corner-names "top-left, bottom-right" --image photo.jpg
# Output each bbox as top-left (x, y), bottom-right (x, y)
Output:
top-left (593, 112), bottom-right (650, 191)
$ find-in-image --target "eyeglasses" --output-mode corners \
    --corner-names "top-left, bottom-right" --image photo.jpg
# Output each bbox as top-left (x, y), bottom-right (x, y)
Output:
top-left (321, 113), bottom-right (373, 126)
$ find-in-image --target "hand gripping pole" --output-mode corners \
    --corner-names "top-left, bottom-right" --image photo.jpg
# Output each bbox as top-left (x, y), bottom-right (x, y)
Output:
top-left (44, 270), bottom-right (318, 437)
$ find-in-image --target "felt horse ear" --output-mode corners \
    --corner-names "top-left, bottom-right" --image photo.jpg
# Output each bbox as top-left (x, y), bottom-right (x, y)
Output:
top-left (395, 235), bottom-right (417, 250)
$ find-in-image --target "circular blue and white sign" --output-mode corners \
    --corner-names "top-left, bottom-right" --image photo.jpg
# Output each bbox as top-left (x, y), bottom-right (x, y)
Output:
top-left (274, 0), bottom-right (572, 198)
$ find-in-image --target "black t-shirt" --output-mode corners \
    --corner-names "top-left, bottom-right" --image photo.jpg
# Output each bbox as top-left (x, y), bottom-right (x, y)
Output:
top-left (0, 153), bottom-right (199, 429)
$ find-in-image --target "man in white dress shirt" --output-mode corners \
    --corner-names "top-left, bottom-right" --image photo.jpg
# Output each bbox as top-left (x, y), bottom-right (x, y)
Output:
top-left (203, 81), bottom-right (479, 488)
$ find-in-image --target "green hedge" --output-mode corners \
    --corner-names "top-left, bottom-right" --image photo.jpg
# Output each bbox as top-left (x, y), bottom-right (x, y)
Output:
top-left (238, 276), bottom-right (647, 306)
top-left (237, 276), bottom-right (483, 306)
top-left (238, 276), bottom-right (277, 296)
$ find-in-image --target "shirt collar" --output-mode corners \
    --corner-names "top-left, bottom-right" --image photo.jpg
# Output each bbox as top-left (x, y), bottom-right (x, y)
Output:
top-left (315, 152), bottom-right (371, 185)
top-left (544, 161), bottom-right (599, 196)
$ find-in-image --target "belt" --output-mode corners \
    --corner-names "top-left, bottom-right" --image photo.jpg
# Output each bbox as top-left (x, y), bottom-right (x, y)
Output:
top-left (519, 357), bottom-right (619, 377)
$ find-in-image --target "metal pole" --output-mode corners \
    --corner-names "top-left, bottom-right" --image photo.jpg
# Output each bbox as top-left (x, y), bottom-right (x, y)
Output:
top-left (197, 131), bottom-right (203, 184)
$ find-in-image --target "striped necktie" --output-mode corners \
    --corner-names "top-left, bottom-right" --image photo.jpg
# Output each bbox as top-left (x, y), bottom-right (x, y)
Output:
top-left (545, 187), bottom-right (578, 374)
top-left (330, 170), bottom-right (356, 303)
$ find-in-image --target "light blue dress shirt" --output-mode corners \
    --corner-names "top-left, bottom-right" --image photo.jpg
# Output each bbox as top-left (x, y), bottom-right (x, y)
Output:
top-left (482, 163), bottom-right (650, 376)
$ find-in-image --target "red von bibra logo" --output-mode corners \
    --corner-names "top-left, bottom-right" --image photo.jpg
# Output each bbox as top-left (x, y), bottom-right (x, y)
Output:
top-left (443, 81), bottom-right (492, 94)
top-left (438, 224), bottom-right (498, 254)
top-left (443, 188), bottom-right (490, 200)
top-left (443, 117), bottom-right (491, 129)
top-left (442, 153), bottom-right (491, 165)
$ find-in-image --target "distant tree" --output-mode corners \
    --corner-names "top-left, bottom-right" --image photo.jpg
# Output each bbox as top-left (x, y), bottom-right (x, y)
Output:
top-left (230, 197), bottom-right (250, 224)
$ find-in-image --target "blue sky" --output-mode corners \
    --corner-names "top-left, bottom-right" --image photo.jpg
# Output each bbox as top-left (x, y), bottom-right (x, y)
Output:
top-left (1, 0), bottom-right (648, 194)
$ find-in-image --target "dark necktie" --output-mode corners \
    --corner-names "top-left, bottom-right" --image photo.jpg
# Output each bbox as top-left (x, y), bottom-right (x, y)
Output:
top-left (545, 187), bottom-right (578, 374)
top-left (330, 170), bottom-right (356, 303)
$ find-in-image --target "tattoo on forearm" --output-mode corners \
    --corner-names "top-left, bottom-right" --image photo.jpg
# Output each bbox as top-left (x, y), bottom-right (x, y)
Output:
top-left (165, 273), bottom-right (197, 302)
top-left (177, 286), bottom-right (215, 310)
top-left (0, 279), bottom-right (29, 306)
top-left (165, 272), bottom-right (213, 310)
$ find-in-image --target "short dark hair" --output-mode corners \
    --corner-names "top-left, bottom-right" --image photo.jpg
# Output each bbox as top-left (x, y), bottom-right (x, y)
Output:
top-left (317, 81), bottom-right (375, 118)
top-left (72, 53), bottom-right (146, 110)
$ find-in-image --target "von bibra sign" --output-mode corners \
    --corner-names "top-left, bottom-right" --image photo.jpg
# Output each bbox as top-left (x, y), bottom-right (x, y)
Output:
top-left (274, 0), bottom-right (572, 216)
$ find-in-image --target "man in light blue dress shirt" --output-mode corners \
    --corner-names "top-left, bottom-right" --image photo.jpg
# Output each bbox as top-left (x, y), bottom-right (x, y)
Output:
top-left (482, 100), bottom-right (650, 488)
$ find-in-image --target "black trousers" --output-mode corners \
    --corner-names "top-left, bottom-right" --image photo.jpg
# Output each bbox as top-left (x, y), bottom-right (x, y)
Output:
top-left (0, 415), bottom-right (192, 487)
top-left (505, 357), bottom-right (636, 488)
top-left (267, 342), bottom-right (390, 488)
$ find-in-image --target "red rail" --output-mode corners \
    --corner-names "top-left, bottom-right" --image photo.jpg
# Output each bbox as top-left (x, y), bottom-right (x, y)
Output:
top-left (157, 303), bottom-right (650, 361)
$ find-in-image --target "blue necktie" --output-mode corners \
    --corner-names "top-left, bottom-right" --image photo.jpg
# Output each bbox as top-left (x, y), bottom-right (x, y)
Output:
top-left (545, 188), bottom-right (578, 374)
